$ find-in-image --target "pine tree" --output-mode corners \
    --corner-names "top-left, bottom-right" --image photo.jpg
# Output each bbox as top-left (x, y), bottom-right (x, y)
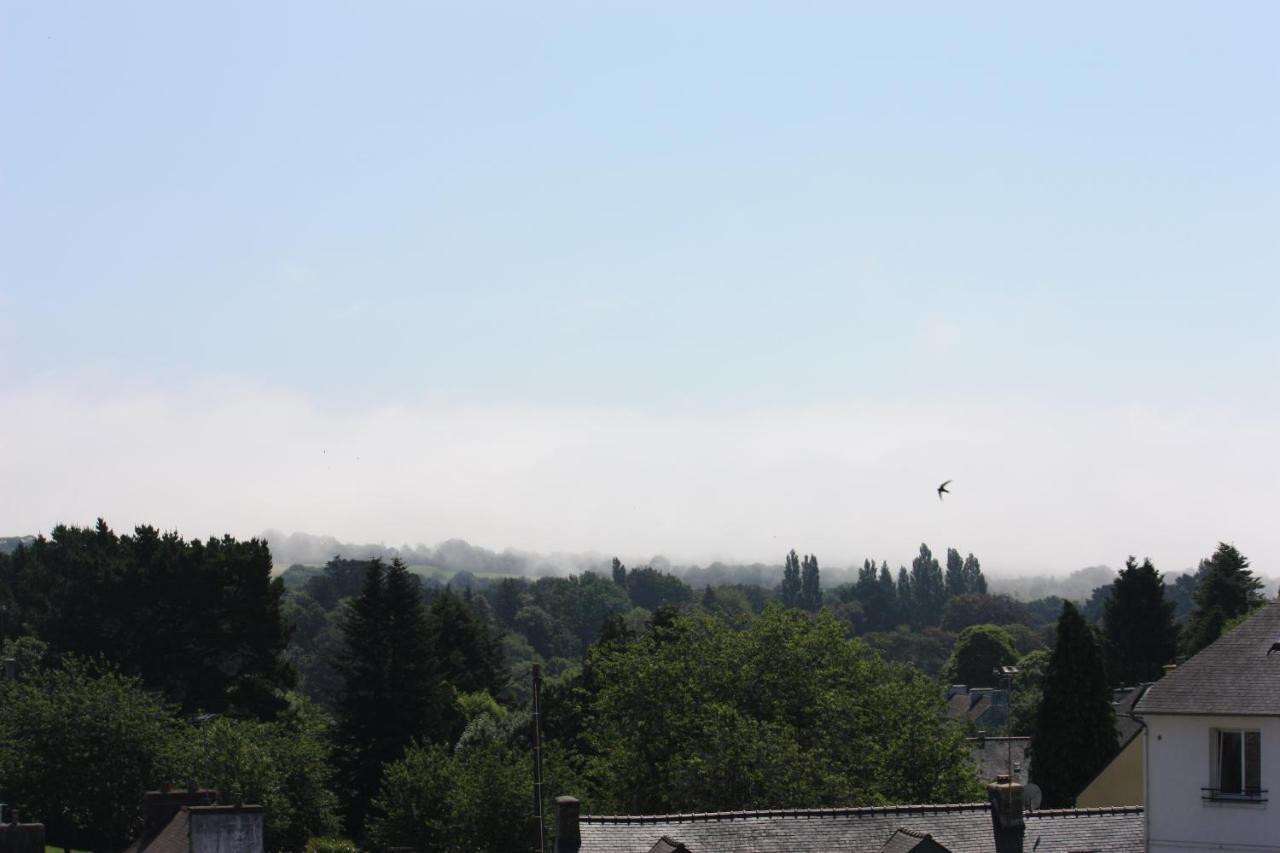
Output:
top-left (1102, 557), bottom-right (1179, 685)
top-left (962, 553), bottom-right (987, 595)
top-left (800, 553), bottom-right (821, 612)
top-left (1183, 543), bottom-right (1265, 656)
top-left (334, 559), bottom-right (391, 835)
top-left (1031, 601), bottom-right (1117, 807)
top-left (945, 548), bottom-right (966, 598)
top-left (781, 550), bottom-right (801, 608)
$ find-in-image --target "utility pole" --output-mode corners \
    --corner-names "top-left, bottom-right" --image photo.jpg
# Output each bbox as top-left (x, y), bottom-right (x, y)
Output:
top-left (531, 663), bottom-right (546, 853)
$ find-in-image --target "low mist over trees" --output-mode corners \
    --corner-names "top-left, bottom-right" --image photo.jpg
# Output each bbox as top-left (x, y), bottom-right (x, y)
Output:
top-left (1, 519), bottom-right (1268, 851)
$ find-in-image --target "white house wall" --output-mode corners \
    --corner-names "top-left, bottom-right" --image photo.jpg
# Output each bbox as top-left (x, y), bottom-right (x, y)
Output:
top-left (1146, 713), bottom-right (1280, 852)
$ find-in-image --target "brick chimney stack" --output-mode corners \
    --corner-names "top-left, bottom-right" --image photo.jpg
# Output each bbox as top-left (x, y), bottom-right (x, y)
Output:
top-left (554, 796), bottom-right (581, 853)
top-left (987, 773), bottom-right (1025, 830)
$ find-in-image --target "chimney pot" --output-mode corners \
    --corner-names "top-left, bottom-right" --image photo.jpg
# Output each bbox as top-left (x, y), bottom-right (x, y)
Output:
top-left (554, 796), bottom-right (581, 853)
top-left (987, 778), bottom-right (1025, 830)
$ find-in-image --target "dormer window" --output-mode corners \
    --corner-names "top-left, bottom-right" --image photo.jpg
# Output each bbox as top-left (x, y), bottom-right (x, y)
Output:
top-left (1205, 728), bottom-right (1264, 802)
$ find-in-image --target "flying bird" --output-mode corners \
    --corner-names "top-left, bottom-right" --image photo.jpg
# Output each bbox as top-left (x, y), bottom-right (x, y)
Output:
top-left (937, 480), bottom-right (952, 501)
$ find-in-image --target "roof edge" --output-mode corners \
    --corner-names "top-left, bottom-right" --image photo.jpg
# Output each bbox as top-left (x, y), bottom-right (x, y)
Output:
top-left (581, 802), bottom-right (995, 824)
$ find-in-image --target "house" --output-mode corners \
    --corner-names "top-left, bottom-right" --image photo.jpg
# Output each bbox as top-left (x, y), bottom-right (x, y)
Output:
top-left (946, 686), bottom-right (1009, 730)
top-left (124, 786), bottom-right (264, 853)
top-left (1076, 685), bottom-right (1149, 808)
top-left (553, 776), bottom-right (1144, 853)
top-left (1136, 601), bottom-right (1280, 853)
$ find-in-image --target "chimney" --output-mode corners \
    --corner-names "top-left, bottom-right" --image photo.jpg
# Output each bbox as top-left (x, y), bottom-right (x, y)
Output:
top-left (142, 786), bottom-right (218, 838)
top-left (987, 773), bottom-right (1025, 830)
top-left (1162, 664), bottom-right (1177, 675)
top-left (188, 805), bottom-right (264, 853)
top-left (554, 796), bottom-right (581, 853)
top-left (0, 820), bottom-right (45, 853)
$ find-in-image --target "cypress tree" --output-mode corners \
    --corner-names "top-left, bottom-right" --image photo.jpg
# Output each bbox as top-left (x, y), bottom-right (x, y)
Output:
top-left (944, 548), bottom-right (966, 598)
top-left (878, 562), bottom-right (899, 629)
top-left (1102, 557), bottom-right (1179, 685)
top-left (896, 566), bottom-right (914, 622)
top-left (962, 553), bottom-right (987, 595)
top-left (1031, 601), bottom-right (1117, 807)
top-left (781, 550), bottom-right (801, 608)
top-left (910, 544), bottom-right (946, 628)
top-left (800, 553), bottom-right (821, 612)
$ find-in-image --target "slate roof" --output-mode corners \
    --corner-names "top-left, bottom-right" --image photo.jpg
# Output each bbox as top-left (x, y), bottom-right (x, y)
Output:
top-left (879, 827), bottom-right (953, 853)
top-left (123, 808), bottom-right (191, 853)
top-left (1112, 686), bottom-right (1148, 749)
top-left (648, 837), bottom-right (691, 853)
top-left (576, 802), bottom-right (1144, 853)
top-left (968, 737), bottom-right (1030, 785)
top-left (1135, 601), bottom-right (1280, 716)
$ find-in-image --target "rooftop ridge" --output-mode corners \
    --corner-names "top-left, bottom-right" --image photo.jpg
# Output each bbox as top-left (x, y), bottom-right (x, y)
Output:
top-left (1027, 806), bottom-right (1144, 817)
top-left (581, 802), bottom-right (993, 824)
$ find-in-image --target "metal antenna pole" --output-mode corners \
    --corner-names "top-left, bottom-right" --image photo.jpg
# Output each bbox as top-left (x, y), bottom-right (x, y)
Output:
top-left (532, 663), bottom-right (547, 853)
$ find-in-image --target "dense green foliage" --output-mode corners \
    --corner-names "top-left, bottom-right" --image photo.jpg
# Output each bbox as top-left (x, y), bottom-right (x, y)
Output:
top-left (0, 521), bottom-right (293, 717)
top-left (943, 624), bottom-right (1019, 688)
top-left (0, 652), bottom-right (338, 852)
top-left (582, 608), bottom-right (979, 813)
top-left (0, 657), bottom-right (187, 850)
top-left (1102, 557), bottom-right (1179, 685)
top-left (1182, 543), bottom-right (1264, 656)
top-left (334, 559), bottom-right (441, 835)
top-left (9, 519), bottom-right (1250, 852)
top-left (182, 711), bottom-right (341, 852)
top-left (1030, 602), bottom-right (1117, 808)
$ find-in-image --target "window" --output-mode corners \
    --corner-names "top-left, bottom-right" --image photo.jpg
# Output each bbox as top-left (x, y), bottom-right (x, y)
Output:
top-left (1207, 728), bottom-right (1263, 801)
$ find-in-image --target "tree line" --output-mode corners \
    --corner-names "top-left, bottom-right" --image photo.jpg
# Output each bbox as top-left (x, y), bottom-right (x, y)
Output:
top-left (0, 521), bottom-right (1268, 849)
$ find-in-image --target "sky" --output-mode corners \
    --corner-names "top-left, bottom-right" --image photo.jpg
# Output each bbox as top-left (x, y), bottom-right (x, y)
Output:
top-left (1, 2), bottom-right (1277, 576)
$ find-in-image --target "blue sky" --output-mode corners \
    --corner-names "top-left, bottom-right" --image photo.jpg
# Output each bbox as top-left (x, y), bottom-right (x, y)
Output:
top-left (2, 3), bottom-right (1277, 574)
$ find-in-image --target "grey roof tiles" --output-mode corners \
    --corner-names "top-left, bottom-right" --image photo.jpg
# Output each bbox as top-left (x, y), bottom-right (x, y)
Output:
top-left (1136, 601), bottom-right (1280, 716)
top-left (576, 802), bottom-right (1144, 853)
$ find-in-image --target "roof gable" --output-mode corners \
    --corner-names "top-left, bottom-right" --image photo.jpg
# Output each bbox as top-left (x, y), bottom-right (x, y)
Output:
top-left (1136, 601), bottom-right (1280, 716)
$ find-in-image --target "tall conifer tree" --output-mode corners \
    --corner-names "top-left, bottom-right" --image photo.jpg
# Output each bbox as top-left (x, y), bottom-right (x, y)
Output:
top-left (910, 544), bottom-right (946, 628)
top-left (1102, 556), bottom-right (1178, 685)
top-left (781, 550), bottom-right (801, 608)
top-left (962, 553), bottom-right (987, 595)
top-left (1183, 543), bottom-right (1264, 656)
top-left (1031, 601), bottom-right (1117, 807)
top-left (334, 559), bottom-right (437, 836)
top-left (800, 554), bottom-right (821, 612)
top-left (944, 548), bottom-right (966, 598)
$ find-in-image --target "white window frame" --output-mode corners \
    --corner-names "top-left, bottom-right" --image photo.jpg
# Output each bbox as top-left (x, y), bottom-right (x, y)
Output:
top-left (1208, 727), bottom-right (1263, 801)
